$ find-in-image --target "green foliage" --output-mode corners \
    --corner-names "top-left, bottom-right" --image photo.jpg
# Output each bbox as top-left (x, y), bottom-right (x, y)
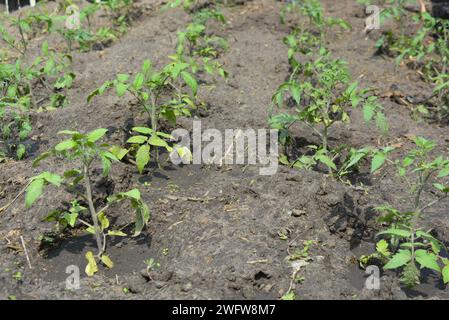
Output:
top-left (280, 0), bottom-right (351, 40)
top-left (88, 59), bottom-right (198, 170)
top-left (101, 0), bottom-right (134, 32)
top-left (376, 9), bottom-right (449, 121)
top-left (175, 20), bottom-right (228, 78)
top-left (368, 137), bottom-right (449, 287)
top-left (126, 127), bottom-right (174, 173)
top-left (163, 0), bottom-right (200, 11)
top-left (270, 3), bottom-right (387, 178)
top-left (51, 3), bottom-right (124, 52)
top-left (0, 12), bottom-right (52, 56)
top-left (379, 0), bottom-right (413, 24)
top-left (359, 239), bottom-right (391, 268)
top-left (165, 1), bottom-right (228, 79)
top-left (270, 47), bottom-right (388, 176)
top-left (282, 240), bottom-right (315, 300)
top-left (144, 258), bottom-right (160, 271)
top-left (0, 41), bottom-right (74, 159)
top-left (26, 128), bottom-right (150, 276)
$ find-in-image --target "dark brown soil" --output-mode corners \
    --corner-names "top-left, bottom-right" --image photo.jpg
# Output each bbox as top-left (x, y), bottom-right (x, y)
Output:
top-left (0, 0), bottom-right (448, 300)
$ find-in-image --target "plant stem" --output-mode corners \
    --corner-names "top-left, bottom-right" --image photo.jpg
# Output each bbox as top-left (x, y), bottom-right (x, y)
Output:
top-left (150, 94), bottom-right (162, 168)
top-left (17, 17), bottom-right (27, 54)
top-left (150, 94), bottom-right (158, 132)
top-left (322, 125), bottom-right (328, 152)
top-left (83, 162), bottom-right (103, 256)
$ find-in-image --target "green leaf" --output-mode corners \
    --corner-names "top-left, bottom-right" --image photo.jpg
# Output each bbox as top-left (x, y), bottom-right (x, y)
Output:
top-left (100, 254), bottom-right (114, 269)
top-left (25, 178), bottom-right (44, 208)
top-left (148, 135), bottom-right (168, 147)
top-left (438, 167), bottom-right (449, 178)
top-left (87, 81), bottom-right (113, 103)
top-left (281, 291), bottom-right (296, 300)
top-left (142, 60), bottom-right (151, 73)
top-left (415, 250), bottom-right (441, 272)
top-left (133, 201), bottom-right (150, 237)
top-left (377, 228), bottom-right (411, 238)
top-left (384, 250), bottom-right (411, 269)
top-left (124, 189), bottom-right (141, 200)
top-left (443, 264), bottom-right (449, 284)
top-left (58, 130), bottom-right (80, 136)
top-left (402, 157), bottom-right (414, 168)
top-left (33, 151), bottom-right (51, 167)
top-left (116, 74), bottom-right (129, 82)
top-left (64, 169), bottom-right (81, 178)
top-left (55, 139), bottom-right (77, 152)
top-left (98, 212), bottom-right (110, 230)
top-left (315, 154), bottom-right (337, 171)
top-left (101, 156), bottom-right (112, 177)
top-left (87, 128), bottom-right (108, 142)
top-left (132, 73), bottom-right (144, 90)
top-left (16, 144), bottom-right (26, 159)
top-left (107, 230), bottom-right (127, 237)
top-left (363, 103), bottom-right (375, 122)
top-left (109, 146), bottom-right (129, 160)
top-left (376, 239), bottom-right (390, 257)
top-left (375, 112), bottom-right (388, 134)
top-left (132, 127), bottom-right (154, 135)
top-left (85, 227), bottom-right (95, 234)
top-left (181, 71), bottom-right (198, 96)
top-left (290, 82), bottom-right (301, 104)
top-left (371, 153), bottom-right (386, 173)
top-left (41, 41), bottom-right (49, 55)
top-left (116, 83), bottom-right (128, 97)
top-left (279, 154), bottom-right (290, 165)
top-left (156, 131), bottom-right (174, 139)
top-left (127, 135), bottom-right (148, 144)
top-left (433, 183), bottom-right (449, 193)
top-left (63, 212), bottom-right (78, 227)
top-left (416, 230), bottom-right (443, 254)
top-left (39, 172), bottom-right (63, 186)
top-left (85, 251), bottom-right (98, 276)
top-left (136, 144), bottom-right (150, 174)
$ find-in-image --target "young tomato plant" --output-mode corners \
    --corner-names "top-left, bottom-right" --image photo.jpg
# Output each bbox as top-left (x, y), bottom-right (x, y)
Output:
top-left (270, 48), bottom-right (387, 175)
top-left (26, 129), bottom-right (150, 275)
top-left (0, 41), bottom-right (74, 160)
top-left (163, 0), bottom-right (200, 11)
top-left (375, 9), bottom-right (449, 121)
top-left (280, 0), bottom-right (351, 44)
top-left (174, 19), bottom-right (228, 79)
top-left (88, 59), bottom-right (197, 170)
top-left (0, 13), bottom-right (48, 56)
top-left (50, 3), bottom-right (121, 52)
top-left (52, 4), bottom-right (98, 52)
top-left (101, 0), bottom-right (134, 33)
top-left (367, 136), bottom-right (449, 287)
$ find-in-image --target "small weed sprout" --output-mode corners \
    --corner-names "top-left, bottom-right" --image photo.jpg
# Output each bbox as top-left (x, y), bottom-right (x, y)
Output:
top-left (282, 240), bottom-right (315, 300)
top-left (143, 258), bottom-right (160, 280)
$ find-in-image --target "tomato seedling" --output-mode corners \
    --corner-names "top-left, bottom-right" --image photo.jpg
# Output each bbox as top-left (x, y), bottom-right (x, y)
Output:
top-left (365, 136), bottom-right (449, 287)
top-left (26, 128), bottom-right (150, 275)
